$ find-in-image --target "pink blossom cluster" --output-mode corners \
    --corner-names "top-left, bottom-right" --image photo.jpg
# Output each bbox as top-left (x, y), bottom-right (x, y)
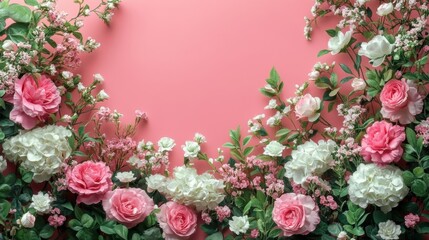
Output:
top-left (337, 104), bottom-right (366, 136)
top-left (56, 34), bottom-right (82, 69)
top-left (215, 206), bottom-right (231, 222)
top-left (102, 137), bottom-right (137, 160)
top-left (404, 213), bottom-right (420, 228)
top-left (48, 208), bottom-right (66, 227)
top-left (319, 195), bottom-right (338, 210)
top-left (415, 118), bottom-right (429, 145)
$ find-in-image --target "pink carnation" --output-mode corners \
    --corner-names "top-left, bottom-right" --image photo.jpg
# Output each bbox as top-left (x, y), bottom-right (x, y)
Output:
top-left (156, 201), bottom-right (197, 240)
top-left (272, 193), bottom-right (320, 237)
top-left (66, 161), bottom-right (113, 205)
top-left (404, 213), bottom-right (420, 228)
top-left (380, 79), bottom-right (423, 125)
top-left (102, 188), bottom-right (154, 228)
top-left (360, 121), bottom-right (405, 165)
top-left (10, 74), bottom-right (61, 129)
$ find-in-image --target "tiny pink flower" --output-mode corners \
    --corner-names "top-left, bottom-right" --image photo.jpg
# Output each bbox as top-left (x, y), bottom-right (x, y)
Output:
top-left (380, 79), bottom-right (423, 125)
top-left (360, 121), bottom-right (405, 165)
top-left (250, 229), bottom-right (259, 238)
top-left (404, 213), bottom-right (420, 228)
top-left (272, 193), bottom-right (320, 237)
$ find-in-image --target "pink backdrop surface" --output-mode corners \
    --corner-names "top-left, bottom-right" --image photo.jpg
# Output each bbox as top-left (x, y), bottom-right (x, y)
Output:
top-left (56, 0), bottom-right (338, 171)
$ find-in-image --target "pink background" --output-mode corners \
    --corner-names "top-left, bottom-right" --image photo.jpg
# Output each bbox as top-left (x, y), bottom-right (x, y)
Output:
top-left (60, 0), bottom-right (337, 170)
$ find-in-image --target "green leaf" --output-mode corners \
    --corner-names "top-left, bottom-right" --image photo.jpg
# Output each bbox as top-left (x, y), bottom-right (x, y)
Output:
top-left (326, 29), bottom-right (338, 37)
top-left (268, 228), bottom-right (282, 239)
top-left (68, 219), bottom-right (82, 231)
top-left (0, 184), bottom-right (11, 198)
top-left (243, 146), bottom-right (253, 156)
top-left (317, 49), bottom-right (330, 57)
top-left (114, 224), bottom-right (128, 240)
top-left (340, 76), bottom-right (354, 84)
top-left (413, 167), bottom-right (425, 178)
top-left (0, 199), bottom-right (11, 219)
top-left (406, 127), bottom-right (417, 147)
top-left (81, 214), bottom-right (94, 228)
top-left (340, 64), bottom-right (352, 74)
top-left (39, 225), bottom-right (54, 239)
top-left (402, 171), bottom-right (415, 186)
top-left (8, 4), bottom-right (32, 23)
top-left (416, 222), bottom-right (429, 234)
top-left (7, 22), bottom-right (29, 43)
top-left (24, 0), bottom-right (39, 6)
top-left (412, 179), bottom-right (428, 197)
top-left (327, 223), bottom-right (343, 236)
top-left (206, 232), bottom-right (223, 240)
top-left (100, 226), bottom-right (116, 235)
top-left (242, 136), bottom-right (252, 146)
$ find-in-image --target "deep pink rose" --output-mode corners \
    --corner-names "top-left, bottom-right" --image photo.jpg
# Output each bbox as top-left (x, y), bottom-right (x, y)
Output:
top-left (360, 121), bottom-right (405, 165)
top-left (102, 188), bottom-right (154, 228)
top-left (380, 79), bottom-right (423, 125)
top-left (272, 193), bottom-right (320, 237)
top-left (156, 201), bottom-right (197, 240)
top-left (10, 74), bottom-right (61, 129)
top-left (66, 161), bottom-right (113, 205)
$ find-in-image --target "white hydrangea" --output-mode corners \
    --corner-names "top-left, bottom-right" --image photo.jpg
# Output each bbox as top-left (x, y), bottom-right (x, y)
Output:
top-left (3, 125), bottom-right (72, 182)
top-left (229, 216), bottom-right (250, 235)
top-left (157, 137), bottom-right (176, 152)
top-left (284, 140), bottom-right (337, 184)
top-left (0, 156), bottom-right (6, 173)
top-left (348, 164), bottom-right (409, 213)
top-left (146, 166), bottom-right (225, 211)
top-left (377, 220), bottom-right (401, 240)
top-left (30, 192), bottom-right (53, 214)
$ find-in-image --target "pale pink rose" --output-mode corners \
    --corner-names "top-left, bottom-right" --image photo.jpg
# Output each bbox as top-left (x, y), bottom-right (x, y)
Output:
top-left (66, 161), bottom-right (113, 205)
top-left (294, 94), bottom-right (321, 122)
top-left (102, 188), bottom-right (154, 228)
top-left (380, 80), bottom-right (423, 125)
top-left (360, 121), bottom-right (405, 165)
top-left (10, 74), bottom-right (61, 129)
top-left (156, 201), bottom-right (197, 240)
top-left (272, 193), bottom-right (320, 237)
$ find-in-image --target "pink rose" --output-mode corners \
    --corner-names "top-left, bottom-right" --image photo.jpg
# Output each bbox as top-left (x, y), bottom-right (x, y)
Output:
top-left (10, 74), bottom-right (61, 129)
top-left (102, 188), bottom-right (154, 228)
top-left (380, 79), bottom-right (423, 125)
top-left (156, 201), bottom-right (197, 240)
top-left (294, 94), bottom-right (321, 122)
top-left (66, 161), bottom-right (113, 205)
top-left (360, 121), bottom-right (405, 165)
top-left (272, 193), bottom-right (320, 237)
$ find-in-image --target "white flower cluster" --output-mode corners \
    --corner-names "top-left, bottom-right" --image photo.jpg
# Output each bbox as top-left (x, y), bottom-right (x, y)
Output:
top-left (284, 140), bottom-right (337, 184)
top-left (146, 166), bottom-right (225, 211)
top-left (348, 164), bottom-right (409, 213)
top-left (3, 125), bottom-right (72, 182)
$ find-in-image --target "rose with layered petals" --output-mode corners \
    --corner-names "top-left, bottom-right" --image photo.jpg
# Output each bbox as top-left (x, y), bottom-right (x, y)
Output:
top-left (294, 94), bottom-right (321, 122)
top-left (358, 35), bottom-right (393, 67)
top-left (10, 74), bottom-right (61, 129)
top-left (360, 121), bottom-right (405, 165)
top-left (273, 193), bottom-right (320, 237)
top-left (380, 80), bottom-right (423, 125)
top-left (66, 161), bottom-right (113, 205)
top-left (102, 188), bottom-right (154, 228)
top-left (156, 201), bottom-right (197, 240)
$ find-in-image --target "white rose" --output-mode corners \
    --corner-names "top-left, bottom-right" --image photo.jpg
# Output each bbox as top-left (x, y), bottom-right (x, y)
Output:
top-left (285, 140), bottom-right (337, 184)
top-left (358, 35), bottom-right (393, 67)
top-left (328, 30), bottom-right (352, 55)
top-left (20, 212), bottom-right (36, 228)
top-left (263, 141), bottom-right (285, 157)
top-left (377, 3), bottom-right (394, 16)
top-left (0, 156), bottom-right (6, 173)
top-left (295, 94), bottom-right (321, 122)
top-left (115, 171), bottom-right (136, 183)
top-left (146, 174), bottom-right (167, 192)
top-left (377, 220), bottom-right (401, 240)
top-left (229, 216), bottom-right (250, 235)
top-left (2, 40), bottom-right (15, 51)
top-left (182, 141), bottom-right (200, 158)
top-left (157, 137), bottom-right (176, 152)
top-left (96, 90), bottom-right (109, 101)
top-left (351, 78), bottom-right (366, 91)
top-left (348, 164), bottom-right (408, 213)
top-left (30, 192), bottom-right (53, 214)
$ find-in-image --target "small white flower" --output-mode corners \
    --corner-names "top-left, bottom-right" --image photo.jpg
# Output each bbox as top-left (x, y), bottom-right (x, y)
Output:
top-left (96, 90), bottom-right (109, 101)
top-left (128, 155), bottom-right (144, 168)
top-left (358, 35), bottom-right (393, 67)
top-left (265, 99), bottom-right (277, 109)
top-left (77, 82), bottom-right (85, 92)
top-left (194, 133), bottom-right (206, 144)
top-left (377, 220), bottom-right (401, 240)
top-left (61, 71), bottom-right (73, 79)
top-left (30, 192), bottom-right (53, 214)
top-left (356, 0), bottom-right (370, 6)
top-left (2, 40), bottom-right (15, 51)
top-left (263, 141), bottom-right (285, 157)
top-left (229, 216), bottom-right (250, 235)
top-left (308, 70), bottom-right (320, 80)
top-left (0, 156), bottom-right (6, 173)
top-left (377, 3), bottom-right (394, 16)
top-left (351, 78), bottom-right (366, 91)
top-left (158, 137), bottom-right (176, 152)
top-left (182, 141), bottom-right (200, 158)
top-left (328, 30), bottom-right (352, 55)
top-left (93, 73), bottom-right (104, 83)
top-left (83, 9), bottom-right (91, 16)
top-left (115, 171), bottom-right (136, 183)
top-left (20, 212), bottom-right (36, 228)
top-left (253, 114), bottom-right (265, 120)
top-left (337, 231), bottom-right (348, 240)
